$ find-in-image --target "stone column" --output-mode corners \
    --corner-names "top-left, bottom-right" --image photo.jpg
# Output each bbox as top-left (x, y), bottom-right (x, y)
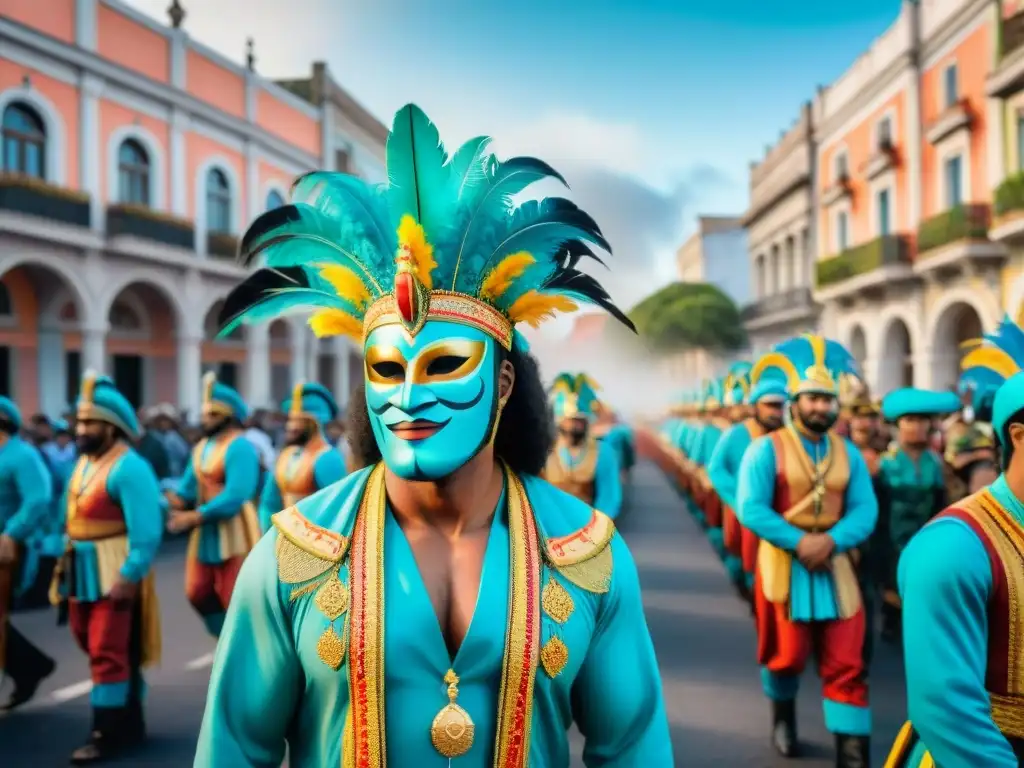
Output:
top-left (290, 323), bottom-right (308, 387)
top-left (81, 324), bottom-right (107, 375)
top-left (79, 73), bottom-right (103, 232)
top-left (177, 334), bottom-right (203, 422)
top-left (245, 324), bottom-right (270, 408)
top-left (36, 325), bottom-right (66, 417)
top-left (170, 108), bottom-right (188, 219)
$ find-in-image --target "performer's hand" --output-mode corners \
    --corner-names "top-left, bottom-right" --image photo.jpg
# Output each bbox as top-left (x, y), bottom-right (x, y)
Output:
top-left (107, 577), bottom-right (139, 604)
top-left (164, 490), bottom-right (186, 511)
top-left (0, 533), bottom-right (16, 566)
top-left (796, 534), bottom-right (835, 570)
top-left (167, 510), bottom-right (201, 534)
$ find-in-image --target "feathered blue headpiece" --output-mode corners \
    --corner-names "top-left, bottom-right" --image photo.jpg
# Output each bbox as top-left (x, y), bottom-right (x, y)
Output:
top-left (723, 362), bottom-right (752, 405)
top-left (960, 315), bottom-right (1024, 438)
top-left (702, 378), bottom-right (724, 408)
top-left (749, 334), bottom-right (859, 397)
top-left (550, 372), bottom-right (600, 420)
top-left (215, 105), bottom-right (635, 353)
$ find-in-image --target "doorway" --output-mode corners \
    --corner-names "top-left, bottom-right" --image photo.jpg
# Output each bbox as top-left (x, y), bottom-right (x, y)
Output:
top-left (112, 354), bottom-right (144, 408)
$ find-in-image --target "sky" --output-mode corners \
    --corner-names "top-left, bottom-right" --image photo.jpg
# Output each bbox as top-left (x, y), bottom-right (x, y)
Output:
top-left (128, 0), bottom-right (902, 312)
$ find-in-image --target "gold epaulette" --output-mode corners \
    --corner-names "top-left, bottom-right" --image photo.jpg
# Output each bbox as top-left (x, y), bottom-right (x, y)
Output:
top-left (272, 507), bottom-right (350, 587)
top-left (544, 510), bottom-right (615, 594)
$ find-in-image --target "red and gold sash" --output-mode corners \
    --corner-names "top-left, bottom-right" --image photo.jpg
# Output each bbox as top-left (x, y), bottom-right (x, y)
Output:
top-left (343, 463), bottom-right (542, 768)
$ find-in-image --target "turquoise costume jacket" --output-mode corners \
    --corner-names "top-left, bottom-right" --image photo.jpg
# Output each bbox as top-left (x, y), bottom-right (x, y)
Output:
top-left (58, 448), bottom-right (164, 599)
top-left (552, 440), bottom-right (623, 519)
top-left (600, 424), bottom-right (635, 471)
top-left (257, 446), bottom-right (346, 532)
top-left (707, 422), bottom-right (757, 512)
top-left (736, 431), bottom-right (878, 621)
top-left (898, 475), bottom-right (1022, 767)
top-left (196, 467), bottom-right (673, 767)
top-left (0, 436), bottom-right (53, 543)
top-left (175, 436), bottom-right (261, 564)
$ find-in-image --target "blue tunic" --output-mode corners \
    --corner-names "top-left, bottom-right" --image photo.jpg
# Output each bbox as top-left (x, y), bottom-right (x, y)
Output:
top-left (195, 468), bottom-right (673, 767)
top-left (736, 431), bottom-right (878, 621)
top-left (897, 474), bottom-right (1022, 767)
top-left (555, 440), bottom-right (623, 519)
top-left (0, 436), bottom-right (53, 543)
top-left (707, 422), bottom-right (757, 580)
top-left (257, 446), bottom-right (346, 532)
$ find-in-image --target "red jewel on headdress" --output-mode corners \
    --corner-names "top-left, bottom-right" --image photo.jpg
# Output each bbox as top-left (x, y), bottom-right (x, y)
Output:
top-left (394, 246), bottom-right (416, 324)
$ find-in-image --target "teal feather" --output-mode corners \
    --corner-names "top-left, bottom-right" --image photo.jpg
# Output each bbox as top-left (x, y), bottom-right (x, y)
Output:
top-left (289, 172), bottom-right (393, 257)
top-left (385, 105), bottom-right (451, 238)
top-left (217, 266), bottom-right (346, 338)
top-left (447, 135), bottom-right (492, 198)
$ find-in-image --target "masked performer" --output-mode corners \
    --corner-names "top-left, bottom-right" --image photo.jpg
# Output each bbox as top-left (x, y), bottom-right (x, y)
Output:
top-left (195, 104), bottom-right (672, 768)
top-left (544, 373), bottom-right (623, 519)
top-left (885, 316), bottom-right (1024, 767)
top-left (0, 397), bottom-right (57, 711)
top-left (56, 373), bottom-right (163, 764)
top-left (166, 373), bottom-right (260, 637)
top-left (708, 368), bottom-right (787, 599)
top-left (737, 335), bottom-right (877, 765)
top-left (873, 388), bottom-right (959, 647)
top-left (258, 380), bottom-right (347, 532)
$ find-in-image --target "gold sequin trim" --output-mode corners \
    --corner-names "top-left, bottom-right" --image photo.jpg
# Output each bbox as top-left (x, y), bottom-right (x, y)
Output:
top-left (272, 506), bottom-right (349, 563)
top-left (275, 534), bottom-right (336, 585)
top-left (540, 636), bottom-right (569, 678)
top-left (991, 693), bottom-right (1024, 738)
top-left (553, 546), bottom-right (613, 594)
top-left (362, 291), bottom-right (514, 350)
top-left (542, 577), bottom-right (575, 624)
top-left (315, 573), bottom-right (350, 622)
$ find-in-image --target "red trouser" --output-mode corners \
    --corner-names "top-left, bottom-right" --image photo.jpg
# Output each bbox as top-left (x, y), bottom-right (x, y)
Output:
top-left (741, 527), bottom-right (760, 576)
top-left (754, 573), bottom-right (868, 707)
top-left (69, 598), bottom-right (136, 687)
top-left (703, 491), bottom-right (722, 528)
top-left (722, 506), bottom-right (742, 556)
top-left (185, 556), bottom-right (245, 617)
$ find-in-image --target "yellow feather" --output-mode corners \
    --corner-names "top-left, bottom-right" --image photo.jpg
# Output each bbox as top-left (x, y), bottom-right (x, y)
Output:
top-left (396, 215), bottom-right (437, 290)
top-left (480, 252), bottom-right (535, 302)
top-left (961, 347), bottom-right (1021, 379)
top-left (802, 333), bottom-right (826, 369)
top-left (308, 309), bottom-right (362, 341)
top-left (316, 264), bottom-right (371, 309)
top-left (750, 351), bottom-right (799, 392)
top-left (81, 369), bottom-right (98, 405)
top-left (959, 337), bottom-right (983, 350)
top-left (507, 291), bottom-right (578, 328)
top-left (576, 373), bottom-right (600, 391)
top-left (202, 371), bottom-right (217, 404)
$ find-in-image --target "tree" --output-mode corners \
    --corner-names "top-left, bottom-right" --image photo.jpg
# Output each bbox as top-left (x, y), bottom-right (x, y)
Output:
top-left (620, 281), bottom-right (747, 353)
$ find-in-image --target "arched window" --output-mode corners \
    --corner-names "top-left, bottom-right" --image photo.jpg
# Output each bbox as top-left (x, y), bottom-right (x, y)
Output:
top-left (2, 103), bottom-right (46, 179)
top-left (205, 168), bottom-right (232, 233)
top-left (117, 139), bottom-right (150, 206)
top-left (266, 189), bottom-right (285, 211)
top-left (0, 281), bottom-right (11, 316)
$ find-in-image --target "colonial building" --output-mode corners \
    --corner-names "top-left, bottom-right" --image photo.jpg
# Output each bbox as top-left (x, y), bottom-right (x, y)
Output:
top-left (0, 0), bottom-right (385, 419)
top-left (672, 215), bottom-right (751, 386)
top-left (741, 102), bottom-right (820, 356)
top-left (812, 0), bottom-right (1004, 395)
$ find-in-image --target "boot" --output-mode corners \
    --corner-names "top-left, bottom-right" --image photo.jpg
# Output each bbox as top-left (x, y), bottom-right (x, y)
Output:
top-left (835, 734), bottom-right (869, 768)
top-left (771, 699), bottom-right (800, 757)
top-left (70, 707), bottom-right (129, 764)
top-left (1, 626), bottom-right (56, 711)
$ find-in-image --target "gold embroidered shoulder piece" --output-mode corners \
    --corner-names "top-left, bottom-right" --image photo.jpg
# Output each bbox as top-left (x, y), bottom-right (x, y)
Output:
top-left (544, 510), bottom-right (615, 594)
top-left (272, 506), bottom-right (350, 586)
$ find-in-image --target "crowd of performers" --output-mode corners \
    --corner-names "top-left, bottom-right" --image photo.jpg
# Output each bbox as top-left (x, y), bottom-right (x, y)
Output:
top-left (0, 102), bottom-right (675, 767)
top-left (648, 327), bottom-right (1022, 767)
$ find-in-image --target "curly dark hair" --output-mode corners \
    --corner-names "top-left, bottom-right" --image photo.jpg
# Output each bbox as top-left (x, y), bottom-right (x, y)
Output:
top-left (346, 344), bottom-right (555, 476)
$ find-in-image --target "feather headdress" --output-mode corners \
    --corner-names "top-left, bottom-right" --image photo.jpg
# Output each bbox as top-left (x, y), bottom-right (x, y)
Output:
top-left (216, 105), bottom-right (635, 351)
top-left (960, 315), bottom-right (1024, 398)
top-left (750, 334), bottom-right (859, 397)
top-left (723, 362), bottom-right (752, 405)
top-left (550, 372), bottom-right (601, 419)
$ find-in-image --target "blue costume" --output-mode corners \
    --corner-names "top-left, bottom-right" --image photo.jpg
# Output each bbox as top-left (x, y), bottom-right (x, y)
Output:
top-left (886, 316), bottom-right (1024, 767)
top-left (0, 396), bottom-right (57, 710)
top-left (55, 373), bottom-right (164, 761)
top-left (195, 104), bottom-right (672, 767)
top-left (737, 335), bottom-right (877, 764)
top-left (544, 373), bottom-right (623, 519)
top-left (258, 380), bottom-right (346, 532)
top-left (708, 371), bottom-right (788, 593)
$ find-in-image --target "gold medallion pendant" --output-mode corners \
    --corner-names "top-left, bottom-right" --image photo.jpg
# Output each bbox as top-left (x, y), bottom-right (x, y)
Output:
top-left (430, 668), bottom-right (475, 758)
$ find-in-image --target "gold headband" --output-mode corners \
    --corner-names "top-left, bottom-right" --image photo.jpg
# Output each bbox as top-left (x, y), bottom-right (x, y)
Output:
top-left (362, 291), bottom-right (514, 350)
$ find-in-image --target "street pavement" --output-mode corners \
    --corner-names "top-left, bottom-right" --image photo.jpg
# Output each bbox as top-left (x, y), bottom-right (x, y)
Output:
top-left (0, 460), bottom-right (907, 766)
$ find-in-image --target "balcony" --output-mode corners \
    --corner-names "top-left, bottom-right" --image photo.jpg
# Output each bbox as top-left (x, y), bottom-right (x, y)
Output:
top-left (106, 204), bottom-right (195, 250)
top-left (925, 100), bottom-right (972, 145)
top-left (740, 287), bottom-right (818, 332)
top-left (989, 11), bottom-right (1024, 97)
top-left (813, 234), bottom-right (913, 303)
top-left (0, 174), bottom-right (90, 228)
top-left (915, 204), bottom-right (1005, 275)
top-left (207, 231), bottom-right (239, 259)
top-left (991, 172), bottom-right (1024, 243)
top-left (864, 143), bottom-right (898, 180)
top-left (821, 173), bottom-right (851, 207)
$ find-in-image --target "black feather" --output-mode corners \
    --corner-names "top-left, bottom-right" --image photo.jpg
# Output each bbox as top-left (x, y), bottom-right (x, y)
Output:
top-left (542, 270), bottom-right (636, 333)
top-left (559, 239), bottom-right (607, 270)
top-left (238, 205), bottom-right (304, 265)
top-left (216, 266), bottom-right (310, 334)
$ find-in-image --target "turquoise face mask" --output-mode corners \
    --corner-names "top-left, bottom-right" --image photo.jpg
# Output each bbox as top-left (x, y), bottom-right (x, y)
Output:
top-left (364, 320), bottom-right (500, 480)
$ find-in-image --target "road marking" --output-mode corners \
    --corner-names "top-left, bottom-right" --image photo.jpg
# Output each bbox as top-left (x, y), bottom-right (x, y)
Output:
top-left (50, 680), bottom-right (92, 702)
top-left (185, 652), bottom-right (215, 670)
